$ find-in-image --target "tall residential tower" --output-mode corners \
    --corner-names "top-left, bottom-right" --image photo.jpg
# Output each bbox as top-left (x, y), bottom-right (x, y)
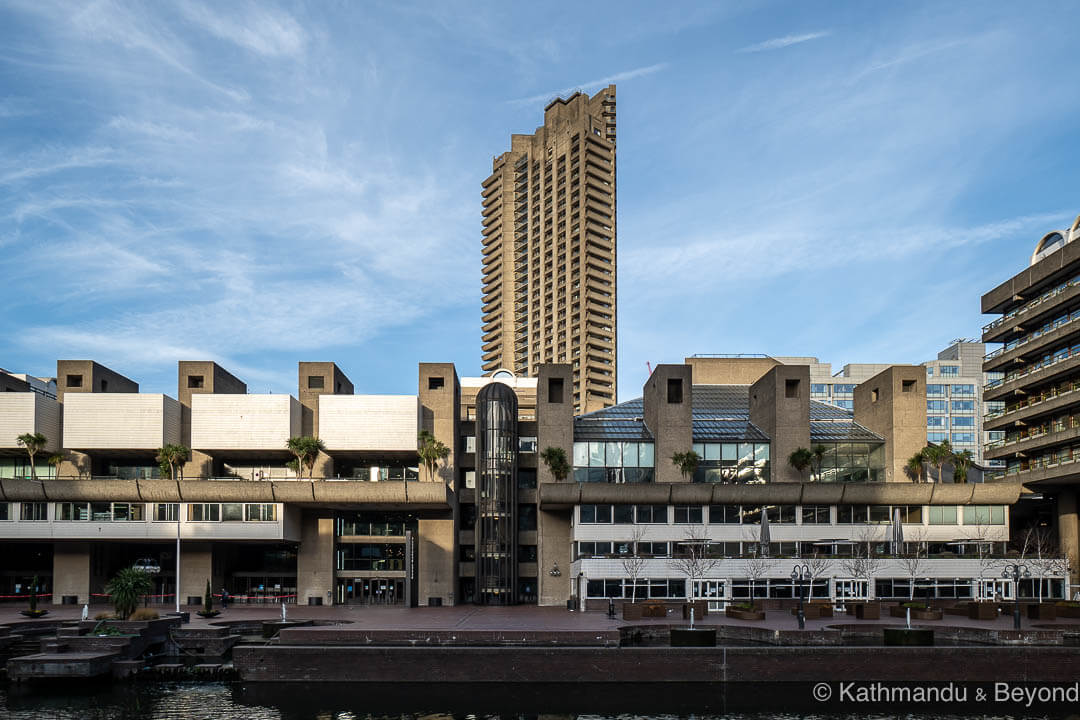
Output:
top-left (481, 86), bottom-right (617, 414)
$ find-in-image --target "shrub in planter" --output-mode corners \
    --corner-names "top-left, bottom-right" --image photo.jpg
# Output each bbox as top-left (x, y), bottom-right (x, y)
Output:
top-left (129, 608), bottom-right (160, 621)
top-left (196, 579), bottom-right (220, 618)
top-left (19, 575), bottom-right (48, 618)
top-left (94, 612), bottom-right (117, 621)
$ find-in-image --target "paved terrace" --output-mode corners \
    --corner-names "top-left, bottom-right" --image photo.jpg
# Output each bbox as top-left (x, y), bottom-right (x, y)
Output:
top-left (4, 602), bottom-right (1080, 634)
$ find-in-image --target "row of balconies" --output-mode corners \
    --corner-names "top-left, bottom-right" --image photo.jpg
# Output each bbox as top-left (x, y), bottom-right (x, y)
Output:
top-left (0, 393), bottom-right (421, 452)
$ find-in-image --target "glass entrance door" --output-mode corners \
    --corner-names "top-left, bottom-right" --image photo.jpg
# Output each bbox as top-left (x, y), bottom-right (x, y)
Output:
top-left (834, 579), bottom-right (868, 604)
top-left (693, 579), bottom-right (727, 610)
top-left (977, 579), bottom-right (1013, 601)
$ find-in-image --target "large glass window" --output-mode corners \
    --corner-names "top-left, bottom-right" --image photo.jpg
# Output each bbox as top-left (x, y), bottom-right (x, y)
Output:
top-left (927, 431), bottom-right (948, 443)
top-left (952, 384), bottom-right (974, 395)
top-left (952, 416), bottom-right (975, 428)
top-left (0, 503), bottom-right (10, 521)
top-left (153, 504), bottom-right (179, 522)
top-left (572, 441), bottom-right (655, 483)
top-left (952, 400), bottom-right (975, 412)
top-left (336, 543), bottom-right (405, 571)
top-left (927, 384), bottom-right (947, 397)
top-left (928, 400), bottom-right (947, 413)
top-left (963, 505), bottom-right (1006, 525)
top-left (813, 442), bottom-right (884, 483)
top-left (801, 505), bottom-right (830, 524)
top-left (56, 502), bottom-right (89, 521)
top-left (928, 506), bottom-right (957, 525)
top-left (927, 416), bottom-right (947, 428)
top-left (837, 505), bottom-right (869, 524)
top-left (20, 502), bottom-right (47, 521)
top-left (709, 505), bottom-right (741, 524)
top-left (636, 505), bottom-right (668, 523)
top-left (579, 504), bottom-right (612, 524)
top-left (673, 506), bottom-right (704, 524)
top-left (951, 432), bottom-right (976, 445)
top-left (940, 366), bottom-right (960, 376)
top-left (691, 442), bottom-right (769, 483)
top-left (612, 505), bottom-right (634, 524)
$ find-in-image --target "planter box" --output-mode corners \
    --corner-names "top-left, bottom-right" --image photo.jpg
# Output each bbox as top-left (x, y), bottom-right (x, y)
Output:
top-left (1027, 603), bottom-right (1057, 621)
top-left (851, 603), bottom-right (880, 620)
top-left (1056, 604), bottom-right (1080, 618)
top-left (968, 603), bottom-right (998, 620)
top-left (725, 607), bottom-right (765, 621)
top-left (682, 601), bottom-right (708, 620)
top-left (621, 603), bottom-right (643, 621)
top-left (791, 604), bottom-right (827, 620)
top-left (642, 604), bottom-right (667, 618)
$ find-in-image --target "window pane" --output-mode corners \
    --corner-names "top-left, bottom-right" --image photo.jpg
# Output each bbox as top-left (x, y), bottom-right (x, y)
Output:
top-left (638, 443), bottom-right (654, 468)
top-left (589, 442), bottom-right (605, 467)
top-left (573, 443), bottom-right (589, 467)
top-left (605, 442), bottom-right (622, 467)
top-left (622, 443), bottom-right (638, 468)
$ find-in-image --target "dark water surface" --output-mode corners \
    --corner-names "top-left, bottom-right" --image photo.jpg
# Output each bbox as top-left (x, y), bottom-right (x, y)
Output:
top-left (1, 682), bottom-right (1076, 720)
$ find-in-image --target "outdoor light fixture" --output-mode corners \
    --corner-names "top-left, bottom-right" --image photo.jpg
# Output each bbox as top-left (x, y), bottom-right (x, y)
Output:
top-left (1002, 563), bottom-right (1031, 630)
top-left (549, 562), bottom-right (561, 577)
top-left (791, 563), bottom-right (810, 630)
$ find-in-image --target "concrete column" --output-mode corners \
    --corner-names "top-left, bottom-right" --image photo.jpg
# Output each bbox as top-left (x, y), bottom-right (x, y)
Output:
top-left (418, 518), bottom-right (454, 606)
top-left (180, 542), bottom-right (214, 606)
top-left (538, 509), bottom-right (571, 606)
top-left (298, 511), bottom-right (335, 606)
top-left (52, 543), bottom-right (90, 605)
top-left (1059, 489), bottom-right (1079, 586)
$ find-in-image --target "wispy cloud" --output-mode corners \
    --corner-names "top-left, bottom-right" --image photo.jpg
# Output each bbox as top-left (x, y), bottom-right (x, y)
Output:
top-left (509, 63), bottom-right (668, 105)
top-left (736, 31), bottom-right (831, 54)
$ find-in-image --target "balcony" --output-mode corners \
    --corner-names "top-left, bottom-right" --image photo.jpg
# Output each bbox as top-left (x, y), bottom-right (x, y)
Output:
top-left (319, 395), bottom-right (419, 452)
top-left (0, 392), bottom-right (60, 452)
top-left (985, 378), bottom-right (1080, 430)
top-left (984, 307), bottom-right (1080, 372)
top-left (983, 274), bottom-right (1080, 343)
top-left (190, 394), bottom-right (300, 451)
top-left (63, 394), bottom-right (180, 450)
top-left (984, 350), bottom-right (1080, 401)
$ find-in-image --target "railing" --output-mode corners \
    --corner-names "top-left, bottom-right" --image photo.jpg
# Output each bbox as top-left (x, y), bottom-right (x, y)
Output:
top-left (984, 345), bottom-right (1080, 390)
top-left (985, 308), bottom-right (1080, 360)
top-left (983, 274), bottom-right (1080, 333)
top-left (985, 379), bottom-right (1080, 421)
top-left (985, 453), bottom-right (1080, 481)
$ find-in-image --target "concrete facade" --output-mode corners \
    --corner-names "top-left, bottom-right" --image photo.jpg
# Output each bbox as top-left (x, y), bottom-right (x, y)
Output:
top-left (482, 87), bottom-right (617, 414)
top-left (749, 365), bottom-right (811, 483)
top-left (853, 365), bottom-right (926, 484)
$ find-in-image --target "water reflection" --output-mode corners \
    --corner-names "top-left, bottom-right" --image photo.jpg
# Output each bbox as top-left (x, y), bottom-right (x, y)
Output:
top-left (0, 683), bottom-right (1074, 720)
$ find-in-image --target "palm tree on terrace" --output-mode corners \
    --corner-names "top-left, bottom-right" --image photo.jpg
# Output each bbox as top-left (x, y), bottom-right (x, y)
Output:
top-left (952, 448), bottom-right (974, 484)
top-left (788, 447), bottom-right (813, 482)
top-left (16, 432), bottom-right (47, 481)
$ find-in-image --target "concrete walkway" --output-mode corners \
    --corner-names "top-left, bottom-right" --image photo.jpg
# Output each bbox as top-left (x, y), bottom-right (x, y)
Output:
top-left (4, 602), bottom-right (1080, 633)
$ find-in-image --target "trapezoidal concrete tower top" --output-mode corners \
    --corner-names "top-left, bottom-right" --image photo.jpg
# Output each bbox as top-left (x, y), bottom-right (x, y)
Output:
top-left (481, 85), bottom-right (617, 415)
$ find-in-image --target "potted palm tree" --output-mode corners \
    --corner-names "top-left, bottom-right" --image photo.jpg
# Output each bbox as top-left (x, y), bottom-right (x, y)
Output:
top-left (20, 575), bottom-right (48, 618)
top-left (286, 436), bottom-right (326, 478)
top-left (105, 568), bottom-right (154, 620)
top-left (46, 452), bottom-right (65, 480)
top-left (671, 451), bottom-right (701, 482)
top-left (155, 444), bottom-right (190, 481)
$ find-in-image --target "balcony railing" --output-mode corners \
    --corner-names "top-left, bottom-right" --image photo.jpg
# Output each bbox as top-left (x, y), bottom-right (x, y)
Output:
top-left (985, 379), bottom-right (1080, 421)
top-left (983, 273), bottom-right (1080, 334)
top-left (985, 307), bottom-right (1080, 360)
top-left (985, 345), bottom-right (1080, 390)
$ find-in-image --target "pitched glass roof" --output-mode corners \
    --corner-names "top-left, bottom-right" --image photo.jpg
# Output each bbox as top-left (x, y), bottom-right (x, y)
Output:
top-left (574, 385), bottom-right (884, 444)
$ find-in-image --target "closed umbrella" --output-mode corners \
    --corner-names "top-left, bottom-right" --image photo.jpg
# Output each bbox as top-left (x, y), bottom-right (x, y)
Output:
top-left (759, 507), bottom-right (771, 557)
top-left (891, 508), bottom-right (904, 555)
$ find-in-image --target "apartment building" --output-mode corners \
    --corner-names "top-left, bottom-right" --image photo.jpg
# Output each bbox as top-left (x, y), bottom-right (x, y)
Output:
top-left (481, 86), bottom-right (617, 414)
top-left (982, 213), bottom-right (1080, 584)
top-left (0, 354), bottom-right (1057, 609)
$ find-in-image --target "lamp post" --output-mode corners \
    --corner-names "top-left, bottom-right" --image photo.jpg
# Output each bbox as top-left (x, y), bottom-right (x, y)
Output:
top-left (1002, 563), bottom-right (1030, 630)
top-left (791, 563), bottom-right (810, 630)
top-left (175, 502), bottom-right (181, 614)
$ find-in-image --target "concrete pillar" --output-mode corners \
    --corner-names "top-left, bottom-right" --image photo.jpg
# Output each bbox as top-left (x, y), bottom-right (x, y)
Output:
top-left (298, 511), bottom-right (335, 606)
top-left (1059, 489), bottom-right (1079, 586)
top-left (180, 542), bottom-right (214, 606)
top-left (418, 518), bottom-right (454, 606)
top-left (52, 543), bottom-right (90, 605)
top-left (538, 509), bottom-right (571, 606)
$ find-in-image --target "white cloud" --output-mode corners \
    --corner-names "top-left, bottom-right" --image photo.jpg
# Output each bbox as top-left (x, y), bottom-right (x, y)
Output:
top-left (509, 63), bottom-right (669, 105)
top-left (736, 31), bottom-right (831, 54)
top-left (178, 1), bottom-right (307, 58)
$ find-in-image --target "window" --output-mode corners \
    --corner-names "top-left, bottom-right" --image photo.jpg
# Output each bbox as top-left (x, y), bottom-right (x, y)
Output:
top-left (940, 366), bottom-right (960, 376)
top-left (464, 436), bottom-right (475, 453)
top-left (188, 503), bottom-right (220, 522)
top-left (927, 431), bottom-right (947, 443)
top-left (21, 502), bottom-right (47, 521)
top-left (578, 541), bottom-right (613, 557)
top-left (153, 503), bottom-right (179, 522)
top-left (801, 505), bottom-right (830, 524)
top-left (518, 505), bottom-right (537, 531)
top-left (55, 502), bottom-right (88, 521)
top-left (66, 374), bottom-right (83, 388)
top-left (927, 416), bottom-right (947, 428)
top-left (638, 541), bottom-right (668, 556)
top-left (811, 384), bottom-right (828, 395)
top-left (871, 388), bottom-right (879, 403)
top-left (428, 376), bottom-right (444, 390)
top-left (579, 505), bottom-right (611, 524)
top-left (0, 503), bottom-right (9, 521)
top-left (926, 367), bottom-right (934, 377)
top-left (951, 432), bottom-right (976, 445)
top-left (100, 379), bottom-right (108, 392)
top-left (613, 505), bottom-right (634, 524)
top-left (927, 384), bottom-right (947, 397)
top-left (548, 377), bottom-right (563, 403)
top-left (111, 503), bottom-right (145, 521)
top-left (517, 469), bottom-right (536, 489)
top-left (927, 400), bottom-right (947, 413)
top-left (951, 384), bottom-right (975, 396)
top-left (673, 506), bottom-right (703, 524)
top-left (902, 379), bottom-right (916, 392)
top-left (928, 506), bottom-right (957, 525)
top-left (837, 505), bottom-right (869, 524)
top-left (833, 384), bottom-right (856, 395)
top-left (952, 400), bottom-right (975, 412)
top-left (952, 416), bottom-right (975, 428)
top-left (868, 505), bottom-right (892, 524)
top-left (245, 504), bottom-right (277, 521)
top-left (785, 378), bottom-right (800, 398)
top-left (519, 544), bottom-right (538, 562)
top-left (463, 470), bottom-right (476, 489)
top-left (709, 505), bottom-right (741, 524)
top-left (963, 505), bottom-right (1005, 525)
top-left (636, 505), bottom-right (668, 523)
top-left (667, 378), bottom-right (683, 403)
top-left (187, 375), bottom-right (205, 389)
top-left (519, 437), bottom-right (538, 453)
top-left (765, 505), bottom-right (796, 524)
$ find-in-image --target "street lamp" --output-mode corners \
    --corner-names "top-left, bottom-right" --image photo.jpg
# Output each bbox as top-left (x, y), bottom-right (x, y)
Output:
top-left (1002, 563), bottom-right (1031, 630)
top-left (791, 563), bottom-right (810, 630)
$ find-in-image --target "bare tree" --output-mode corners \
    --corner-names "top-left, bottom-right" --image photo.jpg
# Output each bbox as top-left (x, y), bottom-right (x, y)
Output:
top-left (744, 554), bottom-right (774, 603)
top-left (668, 525), bottom-right (720, 602)
top-left (897, 527), bottom-right (927, 600)
top-left (1018, 526), bottom-right (1069, 602)
top-left (839, 526), bottom-right (885, 595)
top-left (621, 526), bottom-right (648, 604)
top-left (965, 520), bottom-right (1001, 596)
top-left (803, 553), bottom-right (833, 603)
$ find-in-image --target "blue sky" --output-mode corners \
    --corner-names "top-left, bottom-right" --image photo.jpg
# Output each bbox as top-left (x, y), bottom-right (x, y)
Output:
top-left (2, 1), bottom-right (1079, 399)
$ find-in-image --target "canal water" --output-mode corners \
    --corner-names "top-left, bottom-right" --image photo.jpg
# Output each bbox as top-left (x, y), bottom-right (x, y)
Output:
top-left (1, 682), bottom-right (1076, 720)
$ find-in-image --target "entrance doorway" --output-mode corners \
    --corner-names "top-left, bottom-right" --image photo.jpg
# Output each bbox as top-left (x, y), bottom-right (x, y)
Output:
top-left (336, 577), bottom-right (405, 605)
top-left (977, 578), bottom-right (1013, 601)
top-left (693, 579), bottom-right (727, 610)
top-left (834, 578), bottom-right (869, 605)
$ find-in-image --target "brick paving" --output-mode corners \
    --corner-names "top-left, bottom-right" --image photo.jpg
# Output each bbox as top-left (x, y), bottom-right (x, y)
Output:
top-left (3, 602), bottom-right (1079, 633)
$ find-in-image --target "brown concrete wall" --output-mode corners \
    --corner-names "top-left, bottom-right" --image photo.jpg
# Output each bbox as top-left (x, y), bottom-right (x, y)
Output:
top-left (1058, 488), bottom-right (1079, 585)
top-left (298, 362), bottom-right (353, 438)
top-left (537, 508), bottom-right (571, 606)
top-left (297, 510), bottom-right (335, 606)
top-left (749, 365), bottom-right (811, 483)
top-left (56, 360), bottom-right (139, 477)
top-left (643, 365), bottom-right (693, 483)
top-left (536, 364), bottom-right (573, 483)
top-left (684, 357), bottom-right (780, 386)
top-left (178, 361), bottom-right (246, 479)
top-left (853, 365), bottom-right (926, 483)
top-left (982, 232), bottom-right (1080, 314)
top-left (418, 517), bottom-right (455, 606)
top-left (52, 542), bottom-right (90, 605)
top-left (180, 542), bottom-right (214, 605)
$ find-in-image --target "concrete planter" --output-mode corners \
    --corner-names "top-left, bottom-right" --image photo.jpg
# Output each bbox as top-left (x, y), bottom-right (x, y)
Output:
top-left (670, 628), bottom-right (716, 647)
top-left (851, 602), bottom-right (880, 620)
top-left (1056, 604), bottom-right (1080, 618)
top-left (642, 604), bottom-right (667, 618)
top-left (725, 607), bottom-right (765, 621)
top-left (1027, 603), bottom-right (1057, 621)
top-left (621, 603), bottom-right (643, 620)
top-left (883, 627), bottom-right (935, 646)
top-left (968, 603), bottom-right (998, 620)
top-left (682, 601), bottom-right (708, 620)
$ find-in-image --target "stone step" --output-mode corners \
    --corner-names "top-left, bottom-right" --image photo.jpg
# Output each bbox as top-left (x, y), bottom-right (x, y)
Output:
top-left (7, 652), bottom-right (119, 681)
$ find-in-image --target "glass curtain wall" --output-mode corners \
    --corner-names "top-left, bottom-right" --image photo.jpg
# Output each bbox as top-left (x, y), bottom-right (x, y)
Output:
top-left (475, 382), bottom-right (518, 605)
